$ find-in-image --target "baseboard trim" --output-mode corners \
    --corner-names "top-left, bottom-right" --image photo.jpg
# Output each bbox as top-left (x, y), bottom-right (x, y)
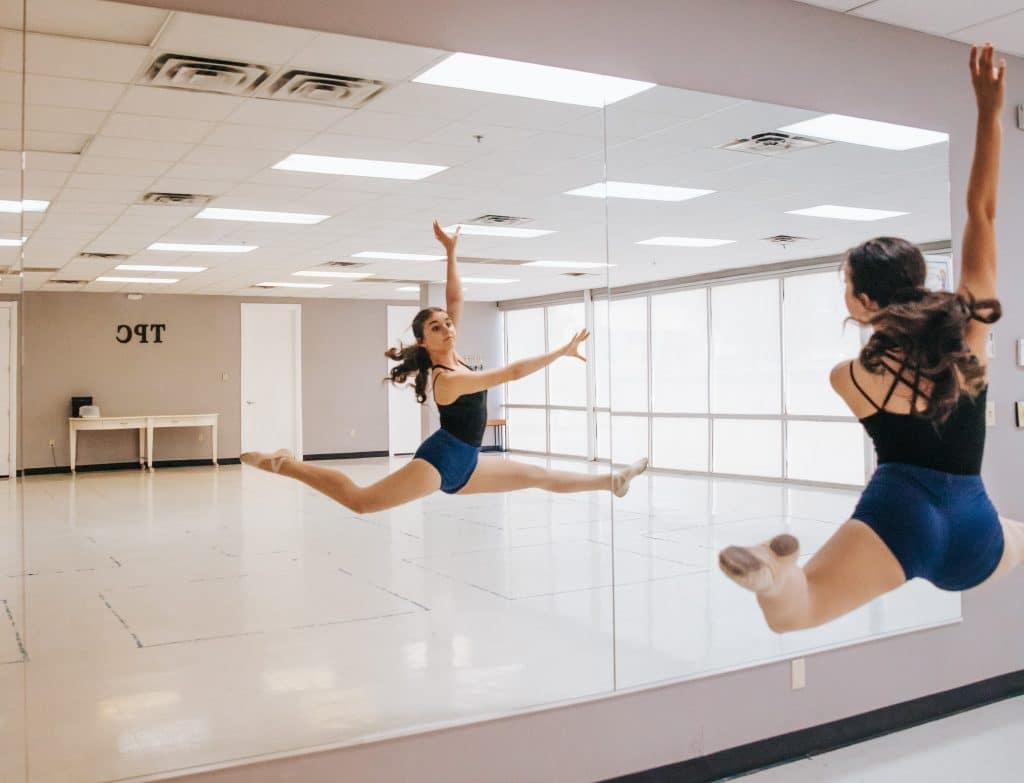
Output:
top-left (303, 451), bottom-right (389, 461)
top-left (22, 458), bottom-right (240, 476)
top-left (604, 669), bottom-right (1024, 782)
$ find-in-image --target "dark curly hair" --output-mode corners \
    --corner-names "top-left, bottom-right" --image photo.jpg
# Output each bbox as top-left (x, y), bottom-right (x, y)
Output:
top-left (846, 237), bottom-right (1001, 423)
top-left (384, 307), bottom-right (445, 404)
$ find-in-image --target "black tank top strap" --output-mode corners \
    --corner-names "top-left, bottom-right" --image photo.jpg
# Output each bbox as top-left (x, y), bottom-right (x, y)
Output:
top-left (848, 361), bottom-right (881, 412)
top-left (879, 360), bottom-right (904, 409)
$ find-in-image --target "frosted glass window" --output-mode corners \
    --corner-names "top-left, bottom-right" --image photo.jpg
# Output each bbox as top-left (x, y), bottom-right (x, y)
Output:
top-left (549, 409), bottom-right (588, 457)
top-left (547, 302), bottom-right (586, 406)
top-left (594, 299), bottom-right (610, 409)
top-left (652, 417), bottom-right (709, 471)
top-left (711, 280), bottom-right (781, 414)
top-left (787, 421), bottom-right (866, 485)
top-left (597, 411), bottom-right (610, 460)
top-left (610, 297), bottom-right (648, 412)
top-left (507, 407), bottom-right (546, 452)
top-left (505, 308), bottom-right (546, 405)
top-left (713, 419), bottom-right (782, 478)
top-left (651, 289), bottom-right (708, 413)
top-left (610, 415), bottom-right (649, 465)
top-left (784, 272), bottom-right (864, 416)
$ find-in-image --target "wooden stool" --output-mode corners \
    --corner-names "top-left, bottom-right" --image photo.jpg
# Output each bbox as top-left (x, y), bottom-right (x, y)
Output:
top-left (485, 418), bottom-right (507, 452)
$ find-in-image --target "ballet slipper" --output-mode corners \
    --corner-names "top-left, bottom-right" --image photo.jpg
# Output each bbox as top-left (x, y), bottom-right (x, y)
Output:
top-left (718, 534), bottom-right (800, 594)
top-left (612, 457), bottom-right (649, 498)
top-left (239, 448), bottom-right (293, 474)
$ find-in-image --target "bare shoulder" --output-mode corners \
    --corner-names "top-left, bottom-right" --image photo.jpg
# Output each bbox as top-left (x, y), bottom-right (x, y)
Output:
top-left (829, 360), bottom-right (851, 392)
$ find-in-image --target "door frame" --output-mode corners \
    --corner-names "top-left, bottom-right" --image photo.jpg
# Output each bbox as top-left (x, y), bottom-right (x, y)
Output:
top-left (0, 301), bottom-right (16, 479)
top-left (240, 303), bottom-right (303, 458)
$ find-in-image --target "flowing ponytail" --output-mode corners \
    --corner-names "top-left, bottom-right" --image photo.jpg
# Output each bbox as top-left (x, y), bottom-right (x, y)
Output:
top-left (847, 238), bottom-right (1002, 424)
top-left (384, 307), bottom-right (445, 404)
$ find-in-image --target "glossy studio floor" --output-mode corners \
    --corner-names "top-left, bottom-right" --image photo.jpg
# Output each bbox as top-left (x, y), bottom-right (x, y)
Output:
top-left (1, 455), bottom-right (960, 783)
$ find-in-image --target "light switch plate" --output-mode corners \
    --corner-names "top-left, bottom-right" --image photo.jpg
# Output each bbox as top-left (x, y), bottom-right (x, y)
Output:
top-left (1016, 401), bottom-right (1024, 428)
top-left (986, 400), bottom-right (996, 427)
top-left (791, 658), bottom-right (806, 690)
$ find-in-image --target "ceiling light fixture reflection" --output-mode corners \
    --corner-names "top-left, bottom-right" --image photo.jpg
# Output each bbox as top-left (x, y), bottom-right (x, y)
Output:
top-left (0, 199), bottom-right (48, 213)
top-left (522, 260), bottom-right (613, 269)
top-left (116, 264), bottom-right (207, 273)
top-left (778, 114), bottom-right (948, 150)
top-left (148, 242), bottom-right (257, 253)
top-left (565, 181), bottom-right (714, 202)
top-left (786, 205), bottom-right (908, 221)
top-left (443, 224), bottom-right (554, 238)
top-left (196, 207), bottom-right (328, 224)
top-left (414, 53), bottom-right (655, 107)
top-left (96, 276), bottom-right (178, 284)
top-left (353, 251), bottom-right (445, 261)
top-left (273, 153), bottom-right (447, 180)
top-left (637, 236), bottom-right (735, 247)
top-left (256, 281), bottom-right (332, 289)
top-left (292, 270), bottom-right (374, 279)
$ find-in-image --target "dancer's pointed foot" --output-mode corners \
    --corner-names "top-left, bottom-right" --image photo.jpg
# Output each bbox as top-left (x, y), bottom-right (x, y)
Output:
top-left (612, 457), bottom-right (649, 498)
top-left (239, 448), bottom-right (293, 474)
top-left (718, 534), bottom-right (800, 594)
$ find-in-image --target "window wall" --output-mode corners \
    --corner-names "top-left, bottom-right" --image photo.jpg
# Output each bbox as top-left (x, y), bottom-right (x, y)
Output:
top-left (504, 268), bottom-right (867, 486)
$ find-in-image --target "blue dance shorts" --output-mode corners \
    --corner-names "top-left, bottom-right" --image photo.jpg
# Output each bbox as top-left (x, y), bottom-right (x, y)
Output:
top-left (852, 462), bottom-right (1004, 591)
top-left (413, 428), bottom-right (480, 494)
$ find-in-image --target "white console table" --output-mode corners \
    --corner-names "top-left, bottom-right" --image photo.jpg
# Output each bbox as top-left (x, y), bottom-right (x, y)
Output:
top-left (69, 414), bottom-right (219, 473)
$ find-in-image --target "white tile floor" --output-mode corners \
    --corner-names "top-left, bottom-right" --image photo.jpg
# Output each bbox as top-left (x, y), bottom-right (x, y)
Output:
top-left (0, 454), bottom-right (961, 782)
top-left (734, 695), bottom-right (1024, 782)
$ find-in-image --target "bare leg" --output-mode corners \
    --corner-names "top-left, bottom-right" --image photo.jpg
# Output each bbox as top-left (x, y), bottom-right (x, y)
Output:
top-left (241, 450), bottom-right (441, 513)
top-left (719, 519), bottom-right (906, 633)
top-left (458, 456), bottom-right (648, 496)
top-left (976, 516), bottom-right (1024, 586)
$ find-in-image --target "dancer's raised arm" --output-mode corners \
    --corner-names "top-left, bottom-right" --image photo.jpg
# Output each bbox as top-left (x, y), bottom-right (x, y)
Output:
top-left (961, 43), bottom-right (1004, 356)
top-left (434, 220), bottom-right (463, 329)
top-left (433, 329), bottom-right (589, 405)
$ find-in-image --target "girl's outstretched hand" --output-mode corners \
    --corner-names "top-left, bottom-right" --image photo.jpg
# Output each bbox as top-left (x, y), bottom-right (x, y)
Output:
top-left (561, 329), bottom-right (590, 361)
top-left (433, 220), bottom-right (460, 254)
top-left (970, 43), bottom-right (1005, 115)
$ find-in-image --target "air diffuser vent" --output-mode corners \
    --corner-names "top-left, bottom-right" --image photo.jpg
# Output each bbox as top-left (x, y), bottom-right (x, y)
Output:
top-left (144, 53), bottom-right (270, 95)
top-left (79, 252), bottom-right (128, 260)
top-left (763, 234), bottom-right (811, 246)
top-left (325, 261), bottom-right (363, 268)
top-left (49, 279), bottom-right (88, 285)
top-left (468, 214), bottom-right (531, 226)
top-left (140, 192), bottom-right (212, 207)
top-left (719, 132), bottom-right (826, 157)
top-left (266, 70), bottom-right (385, 107)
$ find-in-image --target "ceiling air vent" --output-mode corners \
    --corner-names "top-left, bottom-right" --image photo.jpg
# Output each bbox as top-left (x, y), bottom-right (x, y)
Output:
top-left (49, 279), bottom-right (89, 285)
top-left (265, 70), bottom-right (386, 107)
top-left (140, 192), bottom-right (212, 207)
top-left (78, 252), bottom-right (128, 260)
top-left (143, 53), bottom-right (270, 95)
top-left (561, 272), bottom-right (595, 278)
top-left (468, 214), bottom-right (532, 226)
top-left (763, 234), bottom-right (811, 247)
top-left (460, 255), bottom-right (523, 266)
top-left (325, 261), bottom-right (363, 268)
top-left (719, 132), bottom-right (826, 157)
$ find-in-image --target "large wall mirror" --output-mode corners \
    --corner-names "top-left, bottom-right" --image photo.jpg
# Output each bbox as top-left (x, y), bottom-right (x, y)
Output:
top-left (11, 2), bottom-right (957, 781)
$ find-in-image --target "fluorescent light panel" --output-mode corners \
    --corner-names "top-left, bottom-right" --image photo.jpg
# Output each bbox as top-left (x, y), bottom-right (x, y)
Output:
top-left (523, 260), bottom-right (613, 269)
top-left (148, 242), bottom-right (257, 253)
top-left (96, 276), bottom-right (178, 284)
top-left (116, 264), bottom-right (207, 273)
top-left (444, 224), bottom-right (553, 238)
top-left (779, 114), bottom-right (948, 150)
top-left (257, 281), bottom-right (332, 289)
top-left (353, 251), bottom-right (445, 261)
top-left (196, 207), bottom-right (328, 224)
top-left (787, 205), bottom-right (908, 221)
top-left (0, 200), bottom-right (48, 213)
top-left (293, 270), bottom-right (373, 279)
top-left (637, 236), bottom-right (735, 247)
top-left (566, 181), bottom-right (714, 202)
top-left (414, 52), bottom-right (655, 107)
top-left (273, 154), bottom-right (447, 180)
top-left (0, 237), bottom-right (26, 247)
top-left (397, 286), bottom-right (420, 292)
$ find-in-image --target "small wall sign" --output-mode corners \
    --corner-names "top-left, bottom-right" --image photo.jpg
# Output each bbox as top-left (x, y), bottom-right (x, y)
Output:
top-left (116, 323), bottom-right (167, 343)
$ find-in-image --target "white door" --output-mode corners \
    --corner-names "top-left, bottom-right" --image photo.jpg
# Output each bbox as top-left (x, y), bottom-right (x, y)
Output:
top-left (241, 304), bottom-right (302, 457)
top-left (0, 303), bottom-right (13, 478)
top-left (387, 305), bottom-right (422, 455)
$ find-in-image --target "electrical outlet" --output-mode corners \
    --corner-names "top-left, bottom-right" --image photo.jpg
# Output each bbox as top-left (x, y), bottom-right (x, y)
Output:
top-left (48, 438), bottom-right (55, 448)
top-left (791, 658), bottom-right (806, 690)
top-left (350, 429), bottom-right (357, 438)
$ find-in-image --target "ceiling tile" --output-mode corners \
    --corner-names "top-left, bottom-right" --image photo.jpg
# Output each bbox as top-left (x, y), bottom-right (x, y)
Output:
top-left (853, 0), bottom-right (1024, 36)
top-left (27, 0), bottom-right (169, 46)
top-left (102, 113), bottom-right (213, 144)
top-left (225, 98), bottom-right (352, 131)
top-left (115, 86), bottom-right (245, 121)
top-left (26, 33), bottom-right (149, 83)
top-left (289, 32), bottom-right (447, 81)
top-left (155, 12), bottom-right (318, 65)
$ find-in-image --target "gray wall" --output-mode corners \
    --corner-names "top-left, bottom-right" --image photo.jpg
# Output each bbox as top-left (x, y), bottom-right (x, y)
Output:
top-left (22, 292), bottom-right (503, 469)
top-left (117, 1), bottom-right (1024, 782)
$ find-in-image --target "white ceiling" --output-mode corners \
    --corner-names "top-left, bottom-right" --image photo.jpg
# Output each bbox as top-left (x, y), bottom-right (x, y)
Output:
top-left (0, 0), bottom-right (951, 302)
top-left (794, 1), bottom-right (1024, 54)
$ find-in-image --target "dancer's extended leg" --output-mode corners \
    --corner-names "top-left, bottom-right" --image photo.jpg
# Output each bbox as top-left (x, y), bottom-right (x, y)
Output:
top-left (458, 456), bottom-right (647, 497)
top-left (241, 450), bottom-right (441, 513)
top-left (719, 519), bottom-right (905, 632)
